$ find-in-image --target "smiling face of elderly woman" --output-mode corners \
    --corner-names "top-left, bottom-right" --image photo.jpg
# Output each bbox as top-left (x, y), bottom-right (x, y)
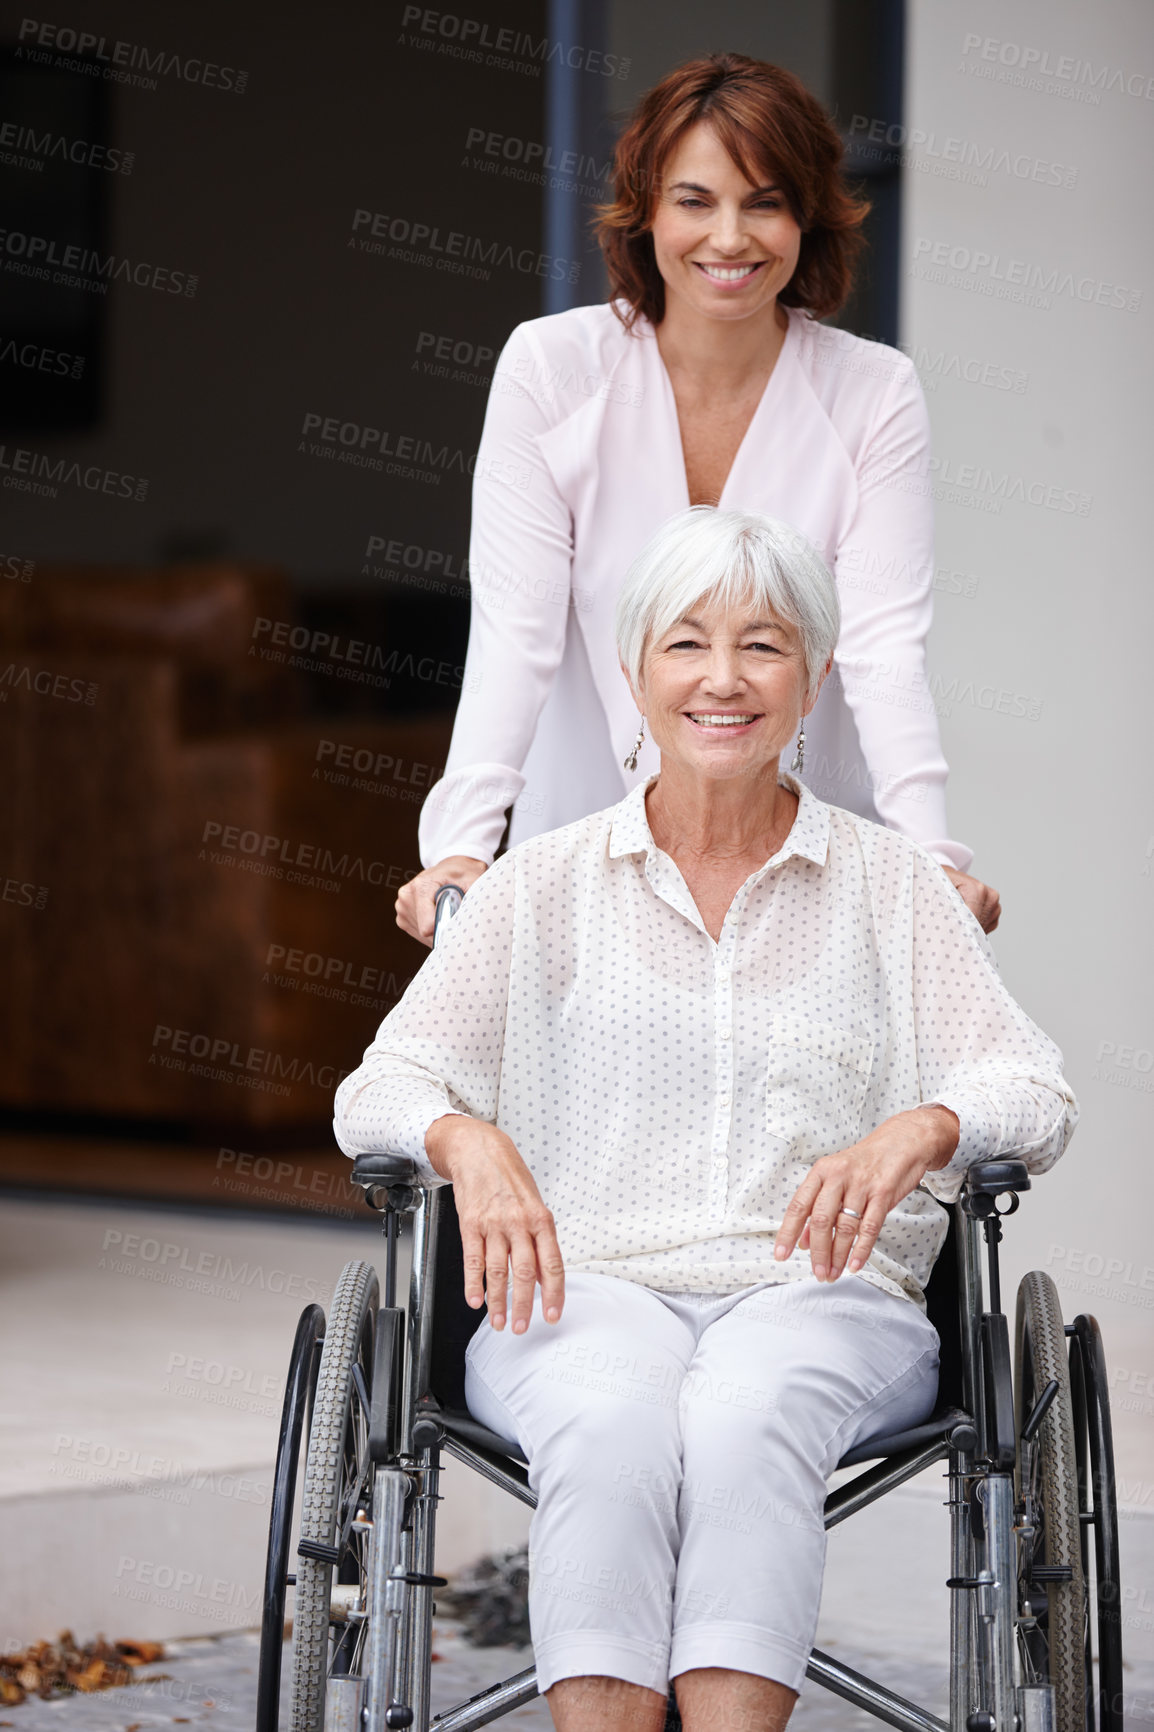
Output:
top-left (640, 594), bottom-right (808, 784)
top-left (616, 507), bottom-right (839, 790)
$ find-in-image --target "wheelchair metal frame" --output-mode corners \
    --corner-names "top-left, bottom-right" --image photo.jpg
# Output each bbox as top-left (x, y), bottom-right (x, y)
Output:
top-left (311, 1152), bottom-right (1110, 1732)
top-left (261, 902), bottom-right (1121, 1732)
top-left (401, 1176), bottom-right (978, 1732)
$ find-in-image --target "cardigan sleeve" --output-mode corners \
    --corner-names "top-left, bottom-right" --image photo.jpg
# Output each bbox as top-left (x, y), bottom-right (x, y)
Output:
top-left (418, 322), bottom-right (575, 867)
top-left (832, 352), bottom-right (974, 874)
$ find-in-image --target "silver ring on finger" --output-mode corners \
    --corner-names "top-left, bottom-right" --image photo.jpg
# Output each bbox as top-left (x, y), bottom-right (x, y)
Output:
top-left (839, 1206), bottom-right (862, 1222)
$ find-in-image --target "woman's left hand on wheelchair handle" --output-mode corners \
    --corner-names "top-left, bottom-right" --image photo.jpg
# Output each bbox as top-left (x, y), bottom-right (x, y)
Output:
top-left (773, 1105), bottom-right (961, 1284)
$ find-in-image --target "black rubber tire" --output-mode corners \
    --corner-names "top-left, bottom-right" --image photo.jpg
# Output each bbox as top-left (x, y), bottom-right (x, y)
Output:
top-left (1014, 1271), bottom-right (1088, 1731)
top-left (289, 1259), bottom-right (379, 1732)
top-left (1070, 1312), bottom-right (1124, 1731)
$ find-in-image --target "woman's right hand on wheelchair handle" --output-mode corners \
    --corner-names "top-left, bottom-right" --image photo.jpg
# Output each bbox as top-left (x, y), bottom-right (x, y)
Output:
top-left (425, 1114), bottom-right (566, 1333)
top-left (395, 856), bottom-right (488, 946)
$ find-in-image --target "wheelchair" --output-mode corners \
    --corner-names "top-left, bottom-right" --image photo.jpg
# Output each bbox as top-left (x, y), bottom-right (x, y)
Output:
top-left (256, 888), bottom-right (1123, 1732)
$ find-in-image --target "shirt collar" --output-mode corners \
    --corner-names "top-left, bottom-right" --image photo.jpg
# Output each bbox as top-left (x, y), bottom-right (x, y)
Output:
top-left (608, 769), bottom-right (831, 871)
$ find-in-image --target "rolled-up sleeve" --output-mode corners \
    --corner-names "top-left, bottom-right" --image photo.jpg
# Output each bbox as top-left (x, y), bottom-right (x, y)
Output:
top-left (333, 861), bottom-right (516, 1184)
top-left (908, 848), bottom-right (1077, 1203)
top-left (418, 322), bottom-right (575, 867)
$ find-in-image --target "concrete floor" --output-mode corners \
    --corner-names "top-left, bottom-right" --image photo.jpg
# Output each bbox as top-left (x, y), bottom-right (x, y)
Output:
top-left (2, 1190), bottom-right (1153, 1724)
top-left (0, 1191), bottom-right (530, 1647)
top-left (0, 1620), bottom-right (949, 1731)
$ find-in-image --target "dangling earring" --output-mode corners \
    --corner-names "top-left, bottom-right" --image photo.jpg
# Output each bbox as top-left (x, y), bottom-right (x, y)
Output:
top-left (624, 716), bottom-right (646, 772)
top-left (791, 716), bottom-right (806, 775)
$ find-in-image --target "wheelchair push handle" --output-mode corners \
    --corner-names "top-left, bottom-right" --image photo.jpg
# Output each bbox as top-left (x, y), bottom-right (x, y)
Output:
top-left (433, 882), bottom-right (463, 946)
top-left (348, 885), bottom-right (462, 1204)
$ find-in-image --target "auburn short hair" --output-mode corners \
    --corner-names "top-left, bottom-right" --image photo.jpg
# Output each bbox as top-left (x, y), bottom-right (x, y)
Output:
top-left (594, 53), bottom-right (870, 328)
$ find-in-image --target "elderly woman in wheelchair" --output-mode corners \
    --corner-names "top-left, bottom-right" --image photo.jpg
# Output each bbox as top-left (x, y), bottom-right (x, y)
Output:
top-left (304, 506), bottom-right (1089, 1732)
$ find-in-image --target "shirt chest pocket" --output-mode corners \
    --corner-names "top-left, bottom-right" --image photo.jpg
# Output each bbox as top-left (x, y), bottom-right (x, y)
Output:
top-left (765, 1012), bottom-right (875, 1162)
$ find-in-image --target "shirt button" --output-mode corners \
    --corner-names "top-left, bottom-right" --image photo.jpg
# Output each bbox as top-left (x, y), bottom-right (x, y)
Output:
top-left (719, 1027), bottom-right (732, 1041)
top-left (717, 1093), bottom-right (731, 1107)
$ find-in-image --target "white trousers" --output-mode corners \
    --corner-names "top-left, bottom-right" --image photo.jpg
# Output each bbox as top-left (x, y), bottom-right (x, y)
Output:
top-left (463, 1271), bottom-right (940, 1697)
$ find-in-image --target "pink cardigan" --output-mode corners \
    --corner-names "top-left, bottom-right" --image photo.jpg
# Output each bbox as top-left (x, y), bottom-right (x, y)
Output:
top-left (418, 302), bottom-right (972, 873)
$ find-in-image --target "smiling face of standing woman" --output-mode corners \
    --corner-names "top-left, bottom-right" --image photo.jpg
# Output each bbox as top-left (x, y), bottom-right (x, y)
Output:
top-left (648, 122), bottom-right (804, 325)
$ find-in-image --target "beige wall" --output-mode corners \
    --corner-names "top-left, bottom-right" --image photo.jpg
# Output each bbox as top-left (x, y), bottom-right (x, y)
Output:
top-left (903, 2), bottom-right (1154, 1393)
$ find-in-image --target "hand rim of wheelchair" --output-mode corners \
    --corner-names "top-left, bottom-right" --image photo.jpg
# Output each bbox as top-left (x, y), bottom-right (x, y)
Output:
top-left (1066, 1307), bottom-right (1123, 1731)
top-left (255, 1303), bottom-right (325, 1732)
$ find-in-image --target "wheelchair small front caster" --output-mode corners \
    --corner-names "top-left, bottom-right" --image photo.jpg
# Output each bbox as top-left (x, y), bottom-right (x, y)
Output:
top-left (966, 1714), bottom-right (996, 1731)
top-left (385, 1706), bottom-right (414, 1728)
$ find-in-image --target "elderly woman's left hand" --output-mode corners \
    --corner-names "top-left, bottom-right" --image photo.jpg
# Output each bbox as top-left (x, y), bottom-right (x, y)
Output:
top-left (773, 1105), bottom-right (960, 1283)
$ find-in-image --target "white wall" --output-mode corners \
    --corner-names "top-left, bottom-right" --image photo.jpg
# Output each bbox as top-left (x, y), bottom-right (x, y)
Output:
top-left (904, 0), bottom-right (1154, 1456)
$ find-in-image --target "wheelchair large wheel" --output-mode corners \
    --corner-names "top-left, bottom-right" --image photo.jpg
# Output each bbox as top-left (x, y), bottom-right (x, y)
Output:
top-left (1070, 1313), bottom-right (1124, 1732)
top-left (1014, 1271), bottom-right (1088, 1731)
top-left (256, 1303), bottom-right (326, 1732)
top-left (290, 1259), bottom-right (379, 1732)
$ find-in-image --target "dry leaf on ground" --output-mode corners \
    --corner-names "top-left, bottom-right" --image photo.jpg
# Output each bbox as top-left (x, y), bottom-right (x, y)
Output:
top-left (0, 1632), bottom-right (167, 1703)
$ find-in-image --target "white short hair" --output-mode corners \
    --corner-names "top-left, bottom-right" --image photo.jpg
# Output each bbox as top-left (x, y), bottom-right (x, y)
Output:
top-left (614, 506), bottom-right (840, 706)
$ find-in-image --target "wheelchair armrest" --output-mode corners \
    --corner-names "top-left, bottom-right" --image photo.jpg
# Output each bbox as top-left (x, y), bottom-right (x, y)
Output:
top-left (961, 1159), bottom-right (1031, 1220)
top-left (350, 1151), bottom-right (434, 1215)
top-left (350, 1152), bottom-right (422, 1187)
top-left (963, 1158), bottom-right (1030, 1198)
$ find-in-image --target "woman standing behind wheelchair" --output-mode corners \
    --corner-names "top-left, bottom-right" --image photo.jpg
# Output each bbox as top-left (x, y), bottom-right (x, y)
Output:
top-left (398, 50), bottom-right (1002, 947)
top-left (336, 509), bottom-right (1076, 1732)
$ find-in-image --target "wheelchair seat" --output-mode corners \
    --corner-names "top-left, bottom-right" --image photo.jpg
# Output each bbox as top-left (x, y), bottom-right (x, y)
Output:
top-left (420, 1184), bottom-right (972, 1475)
top-left (425, 1399), bottom-right (977, 1474)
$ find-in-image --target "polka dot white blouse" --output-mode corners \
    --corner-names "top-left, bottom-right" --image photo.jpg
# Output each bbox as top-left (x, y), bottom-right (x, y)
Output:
top-left (334, 773), bottom-right (1077, 1315)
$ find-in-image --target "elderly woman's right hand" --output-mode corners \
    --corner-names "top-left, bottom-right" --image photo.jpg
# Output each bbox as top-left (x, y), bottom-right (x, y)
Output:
top-left (425, 1114), bottom-right (565, 1332)
top-left (396, 856), bottom-right (488, 946)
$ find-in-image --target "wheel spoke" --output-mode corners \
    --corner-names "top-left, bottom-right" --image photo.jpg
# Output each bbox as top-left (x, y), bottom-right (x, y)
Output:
top-left (328, 1356), bottom-right (374, 1681)
top-left (336, 1404), bottom-right (373, 1556)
